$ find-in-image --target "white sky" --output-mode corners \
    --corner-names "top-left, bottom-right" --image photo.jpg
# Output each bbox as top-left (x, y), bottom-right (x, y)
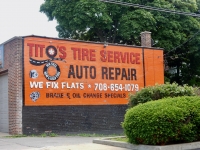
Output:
top-left (0, 0), bottom-right (58, 44)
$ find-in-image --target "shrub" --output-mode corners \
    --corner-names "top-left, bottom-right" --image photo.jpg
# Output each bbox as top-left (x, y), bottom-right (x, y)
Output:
top-left (128, 83), bottom-right (197, 107)
top-left (122, 96), bottom-right (200, 145)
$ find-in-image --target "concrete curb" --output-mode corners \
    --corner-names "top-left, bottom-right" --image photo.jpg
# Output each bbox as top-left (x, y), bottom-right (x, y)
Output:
top-left (93, 136), bottom-right (200, 150)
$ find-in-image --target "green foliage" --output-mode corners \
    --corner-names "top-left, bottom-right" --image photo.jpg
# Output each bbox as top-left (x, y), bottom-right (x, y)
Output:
top-left (6, 134), bottom-right (27, 138)
top-left (65, 133), bottom-right (124, 137)
top-left (128, 83), bottom-right (196, 107)
top-left (75, 133), bottom-right (103, 137)
top-left (49, 133), bottom-right (58, 137)
top-left (40, 0), bottom-right (200, 45)
top-left (38, 132), bottom-right (58, 137)
top-left (40, 0), bottom-right (200, 85)
top-left (40, 133), bottom-right (47, 137)
top-left (122, 96), bottom-right (200, 145)
top-left (111, 137), bottom-right (129, 142)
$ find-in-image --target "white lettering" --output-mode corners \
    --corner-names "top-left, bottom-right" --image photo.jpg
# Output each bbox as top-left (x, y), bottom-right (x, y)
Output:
top-left (46, 82), bottom-right (51, 88)
top-left (30, 81), bottom-right (43, 89)
top-left (61, 82), bottom-right (84, 89)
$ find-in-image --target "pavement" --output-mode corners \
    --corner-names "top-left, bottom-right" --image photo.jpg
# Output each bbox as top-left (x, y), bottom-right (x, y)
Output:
top-left (1, 132), bottom-right (200, 150)
top-left (0, 132), bottom-right (129, 150)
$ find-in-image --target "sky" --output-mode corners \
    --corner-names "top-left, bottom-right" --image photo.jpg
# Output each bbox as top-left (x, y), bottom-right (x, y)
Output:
top-left (0, 0), bottom-right (58, 44)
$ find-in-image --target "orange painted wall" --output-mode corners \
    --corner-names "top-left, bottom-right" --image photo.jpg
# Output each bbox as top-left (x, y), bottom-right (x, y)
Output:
top-left (144, 49), bottom-right (164, 86)
top-left (23, 37), bottom-right (164, 106)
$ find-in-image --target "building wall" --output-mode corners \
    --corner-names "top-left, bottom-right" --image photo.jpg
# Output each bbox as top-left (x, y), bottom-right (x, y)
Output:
top-left (0, 36), bottom-right (164, 135)
top-left (22, 105), bottom-right (127, 135)
top-left (0, 38), bottom-right (23, 134)
top-left (144, 48), bottom-right (164, 86)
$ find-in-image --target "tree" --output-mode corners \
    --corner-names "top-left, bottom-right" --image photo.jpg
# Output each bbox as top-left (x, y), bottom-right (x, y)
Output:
top-left (40, 0), bottom-right (200, 85)
top-left (40, 0), bottom-right (156, 44)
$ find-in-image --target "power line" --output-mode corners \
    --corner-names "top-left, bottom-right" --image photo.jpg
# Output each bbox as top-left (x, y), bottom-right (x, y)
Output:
top-left (99, 0), bottom-right (200, 18)
top-left (100, 0), bottom-right (200, 56)
top-left (165, 29), bottom-right (200, 57)
top-left (99, 0), bottom-right (200, 56)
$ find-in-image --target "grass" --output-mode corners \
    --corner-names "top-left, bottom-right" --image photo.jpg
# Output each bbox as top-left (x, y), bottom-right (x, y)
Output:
top-left (6, 132), bottom-right (58, 138)
top-left (34, 132), bottom-right (58, 137)
top-left (6, 132), bottom-right (123, 138)
top-left (5, 134), bottom-right (27, 138)
top-left (66, 133), bottom-right (125, 137)
top-left (48, 133), bottom-right (58, 137)
top-left (111, 137), bottom-right (129, 142)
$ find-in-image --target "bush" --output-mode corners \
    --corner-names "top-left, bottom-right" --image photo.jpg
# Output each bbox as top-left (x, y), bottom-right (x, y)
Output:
top-left (128, 83), bottom-right (197, 107)
top-left (122, 96), bottom-right (200, 145)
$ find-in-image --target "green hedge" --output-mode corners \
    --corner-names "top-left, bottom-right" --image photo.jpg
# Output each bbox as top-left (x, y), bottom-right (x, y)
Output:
top-left (122, 96), bottom-right (200, 145)
top-left (128, 83), bottom-right (196, 107)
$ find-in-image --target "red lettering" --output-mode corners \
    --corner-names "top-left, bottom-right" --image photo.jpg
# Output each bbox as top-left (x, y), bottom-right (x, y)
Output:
top-left (100, 50), bottom-right (107, 62)
top-left (126, 52), bottom-right (129, 64)
top-left (71, 47), bottom-right (81, 60)
top-left (135, 53), bottom-right (140, 64)
top-left (27, 43), bottom-right (34, 57)
top-left (59, 46), bottom-right (66, 59)
top-left (71, 47), bottom-right (96, 61)
top-left (82, 48), bottom-right (89, 61)
top-left (120, 52), bottom-right (127, 63)
top-left (27, 43), bottom-right (45, 57)
top-left (35, 44), bottom-right (39, 57)
top-left (130, 53), bottom-right (135, 64)
top-left (107, 51), bottom-right (113, 62)
top-left (114, 51), bottom-right (120, 63)
top-left (100, 50), bottom-right (140, 64)
top-left (90, 49), bottom-right (96, 61)
top-left (39, 45), bottom-right (45, 57)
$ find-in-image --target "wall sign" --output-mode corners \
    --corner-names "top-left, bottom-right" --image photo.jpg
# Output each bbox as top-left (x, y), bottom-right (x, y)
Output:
top-left (23, 37), bottom-right (164, 106)
top-left (0, 45), bottom-right (3, 68)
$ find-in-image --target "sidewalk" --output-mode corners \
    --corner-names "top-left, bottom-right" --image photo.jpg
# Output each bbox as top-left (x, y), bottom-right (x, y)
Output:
top-left (0, 132), bottom-right (9, 137)
top-left (0, 132), bottom-right (129, 150)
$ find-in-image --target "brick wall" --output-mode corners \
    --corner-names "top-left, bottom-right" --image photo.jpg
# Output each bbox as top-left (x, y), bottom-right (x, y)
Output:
top-left (0, 35), bottom-right (163, 135)
top-left (0, 37), bottom-right (128, 135)
top-left (0, 38), bottom-right (23, 134)
top-left (22, 105), bottom-right (127, 135)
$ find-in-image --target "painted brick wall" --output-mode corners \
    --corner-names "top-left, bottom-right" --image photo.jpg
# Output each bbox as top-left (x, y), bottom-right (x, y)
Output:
top-left (0, 38), bottom-right (23, 134)
top-left (0, 35), bottom-right (162, 135)
top-left (0, 37), bottom-right (128, 135)
top-left (22, 105), bottom-right (127, 135)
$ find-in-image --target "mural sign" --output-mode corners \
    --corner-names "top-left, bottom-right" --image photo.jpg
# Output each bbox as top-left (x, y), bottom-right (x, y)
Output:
top-left (23, 37), bottom-right (163, 106)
